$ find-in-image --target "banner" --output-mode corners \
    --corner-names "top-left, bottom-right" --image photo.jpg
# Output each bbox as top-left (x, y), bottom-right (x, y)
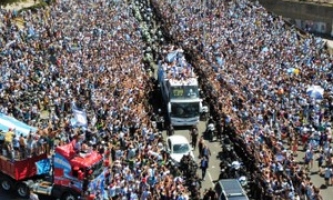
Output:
top-left (88, 169), bottom-right (106, 195)
top-left (72, 109), bottom-right (88, 128)
top-left (0, 113), bottom-right (37, 136)
top-left (35, 159), bottom-right (51, 175)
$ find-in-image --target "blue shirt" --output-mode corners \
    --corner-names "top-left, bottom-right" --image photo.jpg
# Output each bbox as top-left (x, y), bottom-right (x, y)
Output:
top-left (201, 159), bottom-right (208, 168)
top-left (12, 138), bottom-right (20, 148)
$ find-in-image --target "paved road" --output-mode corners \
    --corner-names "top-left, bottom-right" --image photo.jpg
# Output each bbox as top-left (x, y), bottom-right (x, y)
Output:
top-left (294, 146), bottom-right (331, 199)
top-left (167, 121), bottom-right (333, 200)
top-left (162, 121), bottom-right (222, 195)
top-left (0, 193), bottom-right (54, 200)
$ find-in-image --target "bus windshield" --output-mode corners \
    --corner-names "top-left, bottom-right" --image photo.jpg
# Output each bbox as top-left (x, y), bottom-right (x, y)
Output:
top-left (170, 86), bottom-right (199, 99)
top-left (170, 102), bottom-right (200, 118)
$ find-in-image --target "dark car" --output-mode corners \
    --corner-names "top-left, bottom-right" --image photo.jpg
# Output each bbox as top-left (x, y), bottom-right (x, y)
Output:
top-left (214, 179), bottom-right (249, 200)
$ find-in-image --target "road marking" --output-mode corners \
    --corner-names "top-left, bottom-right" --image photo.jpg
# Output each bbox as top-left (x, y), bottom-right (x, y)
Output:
top-left (207, 171), bottom-right (215, 187)
top-left (211, 166), bottom-right (215, 168)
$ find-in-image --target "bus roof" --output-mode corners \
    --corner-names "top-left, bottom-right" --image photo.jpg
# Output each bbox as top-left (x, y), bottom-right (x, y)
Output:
top-left (168, 78), bottom-right (198, 86)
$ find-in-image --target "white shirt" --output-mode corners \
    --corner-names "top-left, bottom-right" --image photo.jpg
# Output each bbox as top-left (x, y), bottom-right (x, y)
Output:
top-left (324, 168), bottom-right (332, 178)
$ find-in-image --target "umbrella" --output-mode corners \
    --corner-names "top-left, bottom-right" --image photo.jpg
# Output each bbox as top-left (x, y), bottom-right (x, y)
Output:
top-left (306, 85), bottom-right (324, 99)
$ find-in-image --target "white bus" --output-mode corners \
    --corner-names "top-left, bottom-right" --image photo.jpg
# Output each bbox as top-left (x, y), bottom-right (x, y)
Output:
top-left (157, 48), bottom-right (202, 126)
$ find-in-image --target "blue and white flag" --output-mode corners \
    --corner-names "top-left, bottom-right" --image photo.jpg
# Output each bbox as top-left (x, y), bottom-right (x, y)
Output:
top-left (0, 113), bottom-right (37, 136)
top-left (35, 159), bottom-right (51, 175)
top-left (71, 109), bottom-right (88, 128)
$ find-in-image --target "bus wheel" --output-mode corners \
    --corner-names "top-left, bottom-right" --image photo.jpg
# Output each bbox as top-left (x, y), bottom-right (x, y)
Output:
top-left (17, 183), bottom-right (29, 198)
top-left (0, 177), bottom-right (12, 191)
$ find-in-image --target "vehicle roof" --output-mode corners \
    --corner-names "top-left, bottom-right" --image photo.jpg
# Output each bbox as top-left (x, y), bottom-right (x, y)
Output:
top-left (170, 99), bottom-right (201, 103)
top-left (70, 151), bottom-right (103, 169)
top-left (227, 196), bottom-right (248, 200)
top-left (168, 135), bottom-right (190, 144)
top-left (168, 78), bottom-right (198, 86)
top-left (217, 179), bottom-right (246, 195)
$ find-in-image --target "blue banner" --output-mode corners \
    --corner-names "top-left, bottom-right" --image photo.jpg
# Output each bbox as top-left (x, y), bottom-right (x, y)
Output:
top-left (88, 169), bottom-right (105, 195)
top-left (35, 159), bottom-right (51, 175)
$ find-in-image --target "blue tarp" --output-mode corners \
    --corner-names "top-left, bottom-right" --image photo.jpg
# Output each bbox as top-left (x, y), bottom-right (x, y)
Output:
top-left (35, 159), bottom-right (51, 175)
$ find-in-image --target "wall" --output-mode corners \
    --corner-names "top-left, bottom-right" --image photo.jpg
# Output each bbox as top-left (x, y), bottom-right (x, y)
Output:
top-left (257, 0), bottom-right (333, 36)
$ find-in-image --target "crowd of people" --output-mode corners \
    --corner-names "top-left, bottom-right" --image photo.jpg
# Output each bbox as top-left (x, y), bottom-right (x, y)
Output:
top-left (1, 0), bottom-right (333, 199)
top-left (159, 47), bottom-right (195, 81)
top-left (0, 0), bottom-right (195, 199)
top-left (152, 0), bottom-right (333, 199)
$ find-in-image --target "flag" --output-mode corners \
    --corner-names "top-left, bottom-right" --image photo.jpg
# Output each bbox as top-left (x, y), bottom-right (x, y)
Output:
top-left (35, 159), bottom-right (51, 175)
top-left (0, 113), bottom-right (37, 136)
top-left (72, 109), bottom-right (88, 128)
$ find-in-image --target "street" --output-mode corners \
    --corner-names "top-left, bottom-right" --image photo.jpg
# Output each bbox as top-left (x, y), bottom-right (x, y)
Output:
top-left (162, 121), bottom-right (222, 195)
top-left (0, 193), bottom-right (54, 200)
top-left (164, 121), bottom-right (333, 199)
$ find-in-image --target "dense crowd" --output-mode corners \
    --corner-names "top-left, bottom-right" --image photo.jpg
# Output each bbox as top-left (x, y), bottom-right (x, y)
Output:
top-left (2, 0), bottom-right (333, 199)
top-left (0, 0), bottom-right (195, 199)
top-left (151, 0), bottom-right (333, 199)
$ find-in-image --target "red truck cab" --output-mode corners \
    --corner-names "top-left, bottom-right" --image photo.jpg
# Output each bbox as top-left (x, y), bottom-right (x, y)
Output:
top-left (0, 140), bottom-right (104, 200)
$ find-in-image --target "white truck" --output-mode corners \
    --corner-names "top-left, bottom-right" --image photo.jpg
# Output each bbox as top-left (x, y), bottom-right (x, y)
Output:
top-left (157, 48), bottom-right (202, 126)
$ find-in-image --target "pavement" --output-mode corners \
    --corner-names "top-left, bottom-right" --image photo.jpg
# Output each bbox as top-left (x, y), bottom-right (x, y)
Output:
top-left (0, 193), bottom-right (54, 200)
top-left (162, 121), bottom-right (225, 196)
top-left (165, 121), bottom-right (333, 200)
top-left (293, 145), bottom-right (331, 199)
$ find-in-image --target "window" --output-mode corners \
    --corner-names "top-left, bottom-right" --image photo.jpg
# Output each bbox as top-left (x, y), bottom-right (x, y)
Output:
top-left (172, 144), bottom-right (190, 154)
top-left (170, 86), bottom-right (199, 99)
top-left (170, 102), bottom-right (200, 118)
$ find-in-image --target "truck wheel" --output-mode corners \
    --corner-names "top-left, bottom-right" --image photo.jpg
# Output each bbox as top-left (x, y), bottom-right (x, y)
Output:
top-left (0, 177), bottom-right (12, 191)
top-left (17, 183), bottom-right (29, 198)
top-left (61, 192), bottom-right (76, 200)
